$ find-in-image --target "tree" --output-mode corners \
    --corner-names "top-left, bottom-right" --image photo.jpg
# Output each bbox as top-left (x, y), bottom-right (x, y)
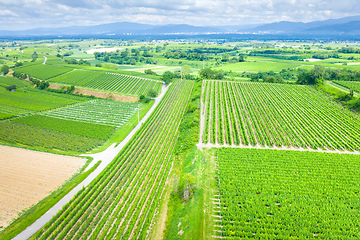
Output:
top-left (147, 88), bottom-right (158, 98)
top-left (15, 62), bottom-right (23, 67)
top-left (6, 85), bottom-right (16, 91)
top-left (1, 65), bottom-right (9, 75)
top-left (162, 71), bottom-right (175, 84)
top-left (239, 54), bottom-right (247, 62)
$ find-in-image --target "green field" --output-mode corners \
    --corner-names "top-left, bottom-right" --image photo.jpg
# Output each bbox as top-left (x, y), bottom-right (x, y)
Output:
top-left (14, 115), bottom-right (115, 140)
top-left (215, 60), bottom-right (302, 72)
top-left (14, 64), bottom-right (73, 80)
top-left (216, 148), bottom-right (360, 239)
top-left (49, 70), bottom-right (163, 97)
top-left (334, 80), bottom-right (360, 93)
top-left (31, 80), bottom-right (193, 239)
top-left (0, 121), bottom-right (103, 152)
top-left (201, 80), bottom-right (360, 151)
top-left (0, 87), bottom-right (86, 119)
top-left (42, 99), bottom-right (140, 127)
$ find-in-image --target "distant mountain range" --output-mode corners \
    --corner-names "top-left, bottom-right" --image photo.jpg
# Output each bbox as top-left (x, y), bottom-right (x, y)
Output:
top-left (1, 15), bottom-right (360, 37)
top-left (246, 15), bottom-right (360, 34)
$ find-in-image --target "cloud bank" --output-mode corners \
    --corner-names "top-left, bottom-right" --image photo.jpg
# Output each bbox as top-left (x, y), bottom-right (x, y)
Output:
top-left (0, 0), bottom-right (359, 30)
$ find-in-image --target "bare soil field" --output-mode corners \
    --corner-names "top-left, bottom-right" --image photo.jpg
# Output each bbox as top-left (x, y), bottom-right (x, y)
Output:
top-left (74, 88), bottom-right (139, 102)
top-left (0, 145), bottom-right (86, 228)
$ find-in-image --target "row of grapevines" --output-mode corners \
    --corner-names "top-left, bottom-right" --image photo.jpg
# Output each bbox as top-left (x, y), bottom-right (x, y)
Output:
top-left (333, 80), bottom-right (360, 93)
top-left (215, 148), bottom-right (360, 239)
top-left (0, 121), bottom-right (103, 152)
top-left (31, 80), bottom-right (194, 240)
top-left (0, 87), bottom-right (86, 119)
top-left (42, 99), bottom-right (139, 127)
top-left (14, 64), bottom-right (73, 80)
top-left (49, 70), bottom-right (163, 97)
top-left (202, 80), bottom-right (360, 151)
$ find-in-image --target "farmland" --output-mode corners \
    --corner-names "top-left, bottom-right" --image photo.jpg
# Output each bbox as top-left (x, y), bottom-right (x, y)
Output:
top-left (200, 80), bottom-right (360, 151)
top-left (215, 148), bottom-right (360, 239)
top-left (0, 86), bottom-right (86, 120)
top-left (31, 80), bottom-right (193, 239)
top-left (14, 64), bottom-right (73, 80)
top-left (41, 99), bottom-right (140, 127)
top-left (0, 145), bottom-right (86, 229)
top-left (334, 80), bottom-right (360, 93)
top-left (2, 38), bottom-right (360, 240)
top-left (49, 70), bottom-right (163, 97)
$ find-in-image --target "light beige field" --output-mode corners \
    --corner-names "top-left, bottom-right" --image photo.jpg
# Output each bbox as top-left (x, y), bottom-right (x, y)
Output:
top-left (0, 145), bottom-right (86, 228)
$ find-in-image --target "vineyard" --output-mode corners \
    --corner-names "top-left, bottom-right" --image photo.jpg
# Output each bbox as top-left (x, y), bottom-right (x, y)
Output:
top-left (14, 115), bottom-right (116, 140)
top-left (41, 99), bottom-right (140, 127)
top-left (215, 148), bottom-right (360, 239)
top-left (0, 88), bottom-right (86, 120)
top-left (0, 121), bottom-right (104, 152)
top-left (49, 70), bottom-right (163, 97)
top-left (14, 64), bottom-right (73, 80)
top-left (333, 80), bottom-right (360, 93)
top-left (201, 80), bottom-right (360, 151)
top-left (31, 80), bottom-right (193, 240)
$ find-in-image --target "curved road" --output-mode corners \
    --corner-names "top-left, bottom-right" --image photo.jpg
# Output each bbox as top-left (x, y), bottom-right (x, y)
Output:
top-left (13, 84), bottom-right (169, 240)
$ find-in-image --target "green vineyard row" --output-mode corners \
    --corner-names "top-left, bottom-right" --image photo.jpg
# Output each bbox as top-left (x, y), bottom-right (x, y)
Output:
top-left (49, 70), bottom-right (163, 97)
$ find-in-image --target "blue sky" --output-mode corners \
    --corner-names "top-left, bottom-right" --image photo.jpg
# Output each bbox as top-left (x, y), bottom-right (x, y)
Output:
top-left (0, 0), bottom-right (359, 30)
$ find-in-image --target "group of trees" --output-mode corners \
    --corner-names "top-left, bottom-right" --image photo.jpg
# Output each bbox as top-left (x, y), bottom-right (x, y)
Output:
top-left (199, 68), bottom-right (225, 80)
top-left (297, 66), bottom-right (360, 85)
top-left (94, 49), bottom-right (156, 65)
top-left (65, 59), bottom-right (91, 65)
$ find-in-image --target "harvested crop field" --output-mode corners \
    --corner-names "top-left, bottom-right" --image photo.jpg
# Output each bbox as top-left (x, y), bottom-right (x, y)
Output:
top-left (0, 145), bottom-right (86, 228)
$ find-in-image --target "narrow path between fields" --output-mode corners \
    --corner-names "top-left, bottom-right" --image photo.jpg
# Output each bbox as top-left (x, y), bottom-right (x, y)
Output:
top-left (13, 83), bottom-right (170, 240)
top-left (42, 56), bottom-right (47, 65)
top-left (196, 142), bottom-right (360, 155)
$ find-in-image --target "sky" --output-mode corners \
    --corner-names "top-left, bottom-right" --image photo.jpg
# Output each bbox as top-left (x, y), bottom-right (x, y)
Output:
top-left (0, 0), bottom-right (359, 30)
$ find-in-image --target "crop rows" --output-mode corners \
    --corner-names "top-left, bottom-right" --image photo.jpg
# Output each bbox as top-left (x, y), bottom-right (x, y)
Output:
top-left (0, 88), bottom-right (85, 119)
top-left (32, 80), bottom-right (193, 240)
top-left (14, 115), bottom-right (116, 140)
top-left (49, 70), bottom-right (163, 97)
top-left (334, 80), bottom-right (360, 93)
top-left (84, 72), bottom-right (163, 97)
top-left (201, 80), bottom-right (360, 151)
top-left (215, 148), bottom-right (360, 239)
top-left (14, 64), bottom-right (73, 80)
top-left (42, 99), bottom-right (139, 127)
top-left (0, 121), bottom-right (103, 152)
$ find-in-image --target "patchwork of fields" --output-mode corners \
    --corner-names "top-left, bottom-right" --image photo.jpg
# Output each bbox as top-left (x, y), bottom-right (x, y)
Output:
top-left (2, 39), bottom-right (360, 240)
top-left (0, 83), bottom-right (87, 120)
top-left (32, 80), bottom-right (193, 239)
top-left (200, 80), bottom-right (360, 151)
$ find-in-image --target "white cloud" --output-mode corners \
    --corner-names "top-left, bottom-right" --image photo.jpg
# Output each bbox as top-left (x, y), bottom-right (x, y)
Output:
top-left (0, 0), bottom-right (359, 30)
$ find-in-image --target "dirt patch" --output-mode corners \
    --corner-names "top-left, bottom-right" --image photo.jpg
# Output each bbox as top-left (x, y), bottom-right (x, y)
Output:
top-left (0, 145), bottom-right (86, 228)
top-left (74, 88), bottom-right (139, 102)
top-left (48, 85), bottom-right (62, 90)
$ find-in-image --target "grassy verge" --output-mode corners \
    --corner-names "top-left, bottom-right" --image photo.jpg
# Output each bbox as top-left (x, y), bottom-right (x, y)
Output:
top-left (0, 159), bottom-right (100, 240)
top-left (88, 99), bottom-right (154, 153)
top-left (149, 80), bottom-right (217, 239)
